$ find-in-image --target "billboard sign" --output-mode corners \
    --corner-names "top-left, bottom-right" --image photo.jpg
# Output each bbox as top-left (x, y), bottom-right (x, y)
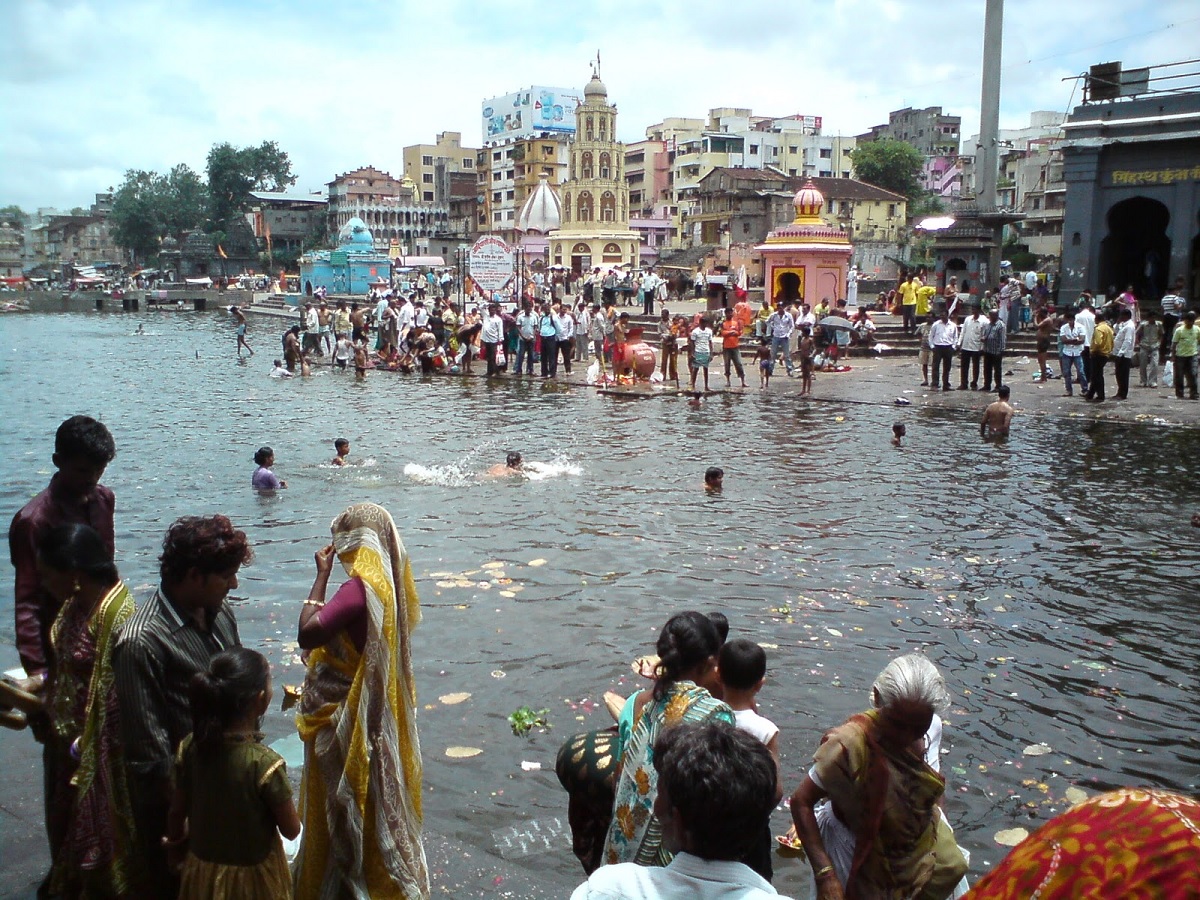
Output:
top-left (468, 236), bottom-right (514, 292)
top-left (482, 86), bottom-right (581, 142)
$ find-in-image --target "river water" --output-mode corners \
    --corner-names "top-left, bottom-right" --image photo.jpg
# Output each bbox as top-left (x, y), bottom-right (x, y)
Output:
top-left (1, 310), bottom-right (1198, 891)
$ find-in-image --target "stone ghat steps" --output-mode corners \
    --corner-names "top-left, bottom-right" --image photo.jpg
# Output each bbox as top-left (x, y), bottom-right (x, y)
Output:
top-left (618, 312), bottom-right (1045, 359)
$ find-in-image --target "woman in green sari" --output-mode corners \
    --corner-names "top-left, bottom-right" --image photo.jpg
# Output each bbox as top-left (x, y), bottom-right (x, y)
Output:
top-left (790, 654), bottom-right (967, 900)
top-left (601, 610), bottom-right (733, 867)
top-left (38, 523), bottom-right (142, 898)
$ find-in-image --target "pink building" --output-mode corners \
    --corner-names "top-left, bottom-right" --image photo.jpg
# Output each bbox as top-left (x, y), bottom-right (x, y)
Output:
top-left (755, 181), bottom-right (852, 305)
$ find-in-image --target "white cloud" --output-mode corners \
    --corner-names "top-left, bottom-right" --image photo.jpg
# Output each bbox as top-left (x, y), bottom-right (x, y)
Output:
top-left (1, 0), bottom-right (1196, 209)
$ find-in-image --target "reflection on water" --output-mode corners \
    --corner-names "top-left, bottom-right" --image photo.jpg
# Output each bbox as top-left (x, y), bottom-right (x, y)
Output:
top-left (2, 311), bottom-right (1199, 885)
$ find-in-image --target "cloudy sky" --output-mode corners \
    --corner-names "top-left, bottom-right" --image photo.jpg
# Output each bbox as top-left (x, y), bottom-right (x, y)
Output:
top-left (3, 0), bottom-right (1197, 210)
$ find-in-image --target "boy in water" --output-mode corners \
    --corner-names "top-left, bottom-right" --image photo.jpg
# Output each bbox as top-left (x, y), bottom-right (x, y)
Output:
top-left (330, 438), bottom-right (351, 466)
top-left (486, 451), bottom-right (524, 478)
top-left (704, 466), bottom-right (724, 492)
top-left (717, 639), bottom-right (782, 882)
top-left (353, 338), bottom-right (368, 380)
top-left (756, 337), bottom-right (773, 390)
top-left (798, 325), bottom-right (815, 397)
top-left (981, 385), bottom-right (1015, 439)
top-left (892, 421), bottom-right (906, 447)
top-left (269, 359), bottom-right (292, 378)
top-left (231, 306), bottom-right (253, 356)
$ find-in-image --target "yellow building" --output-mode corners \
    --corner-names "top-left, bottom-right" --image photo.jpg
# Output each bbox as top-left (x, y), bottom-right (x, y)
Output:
top-left (548, 70), bottom-right (639, 274)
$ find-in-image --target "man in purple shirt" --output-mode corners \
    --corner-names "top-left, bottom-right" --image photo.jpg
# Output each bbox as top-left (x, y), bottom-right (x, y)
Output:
top-left (9, 415), bottom-right (116, 679)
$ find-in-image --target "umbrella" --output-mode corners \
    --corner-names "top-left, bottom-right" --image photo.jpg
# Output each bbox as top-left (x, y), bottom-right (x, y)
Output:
top-left (820, 315), bottom-right (854, 330)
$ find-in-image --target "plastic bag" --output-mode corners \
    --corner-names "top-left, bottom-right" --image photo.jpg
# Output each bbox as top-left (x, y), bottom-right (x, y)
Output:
top-left (586, 360), bottom-right (601, 384)
top-left (1163, 360), bottom-right (1174, 384)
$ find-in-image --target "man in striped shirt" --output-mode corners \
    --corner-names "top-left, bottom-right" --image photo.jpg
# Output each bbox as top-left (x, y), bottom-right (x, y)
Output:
top-left (113, 515), bottom-right (252, 898)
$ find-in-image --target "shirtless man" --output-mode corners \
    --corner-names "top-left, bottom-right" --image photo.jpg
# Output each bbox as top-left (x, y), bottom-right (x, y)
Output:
top-left (350, 302), bottom-right (367, 344)
top-left (981, 385), bottom-right (1015, 439)
top-left (486, 452), bottom-right (523, 478)
top-left (330, 438), bottom-right (350, 466)
top-left (317, 300), bottom-right (334, 354)
top-left (231, 306), bottom-right (253, 356)
top-left (283, 325), bottom-right (302, 372)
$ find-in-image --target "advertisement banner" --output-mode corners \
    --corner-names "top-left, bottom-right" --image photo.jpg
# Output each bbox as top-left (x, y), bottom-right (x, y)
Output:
top-left (469, 236), bottom-right (515, 292)
top-left (482, 86), bottom-right (581, 142)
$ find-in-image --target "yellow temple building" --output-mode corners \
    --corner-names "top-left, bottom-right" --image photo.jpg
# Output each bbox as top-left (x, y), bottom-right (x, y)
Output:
top-left (548, 68), bottom-right (639, 275)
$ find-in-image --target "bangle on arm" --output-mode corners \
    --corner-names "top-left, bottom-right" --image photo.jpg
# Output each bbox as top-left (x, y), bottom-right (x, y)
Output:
top-left (304, 598), bottom-right (324, 608)
top-left (814, 864), bottom-right (836, 881)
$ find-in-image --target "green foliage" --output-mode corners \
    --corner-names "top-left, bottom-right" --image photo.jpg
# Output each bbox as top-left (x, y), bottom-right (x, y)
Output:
top-left (0, 205), bottom-right (29, 226)
top-left (303, 214), bottom-right (329, 252)
top-left (1004, 237), bottom-right (1038, 271)
top-left (109, 166), bottom-right (210, 263)
top-left (851, 140), bottom-right (925, 200)
top-left (508, 706), bottom-right (550, 737)
top-left (109, 170), bottom-right (167, 262)
top-left (207, 141), bottom-right (296, 234)
top-left (909, 192), bottom-right (946, 218)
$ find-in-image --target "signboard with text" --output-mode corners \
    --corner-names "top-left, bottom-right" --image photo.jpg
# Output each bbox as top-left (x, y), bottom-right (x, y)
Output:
top-left (482, 86), bottom-right (581, 142)
top-left (468, 236), bottom-right (514, 292)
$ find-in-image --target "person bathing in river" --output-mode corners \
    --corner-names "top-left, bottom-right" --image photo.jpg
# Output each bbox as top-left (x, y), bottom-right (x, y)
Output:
top-left (252, 447), bottom-right (287, 490)
top-left (231, 306), bottom-right (253, 356)
top-left (981, 385), bottom-right (1014, 439)
top-left (486, 452), bottom-right (523, 478)
top-left (330, 439), bottom-right (350, 467)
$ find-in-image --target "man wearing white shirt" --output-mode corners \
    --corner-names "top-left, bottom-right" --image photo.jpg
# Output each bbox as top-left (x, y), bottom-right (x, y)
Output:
top-left (766, 304), bottom-right (795, 376)
top-left (397, 295), bottom-right (415, 336)
top-left (575, 302), bottom-right (591, 362)
top-left (929, 309), bottom-right (960, 390)
top-left (1058, 310), bottom-right (1089, 397)
top-left (480, 302), bottom-right (505, 376)
top-left (1075, 300), bottom-right (1096, 372)
top-left (556, 303), bottom-right (576, 375)
top-left (958, 305), bottom-right (986, 390)
top-left (1112, 308), bottom-right (1136, 400)
top-left (303, 301), bottom-right (321, 354)
top-left (514, 300), bottom-right (538, 376)
top-left (570, 721), bottom-right (788, 900)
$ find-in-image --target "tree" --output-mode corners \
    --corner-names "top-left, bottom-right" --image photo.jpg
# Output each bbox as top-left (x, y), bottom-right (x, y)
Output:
top-left (207, 141), bottom-right (296, 234)
top-left (0, 205), bottom-right (29, 226)
top-left (109, 170), bottom-right (167, 262)
top-left (851, 139), bottom-right (925, 200)
top-left (109, 165), bottom-right (211, 263)
top-left (162, 164), bottom-right (208, 238)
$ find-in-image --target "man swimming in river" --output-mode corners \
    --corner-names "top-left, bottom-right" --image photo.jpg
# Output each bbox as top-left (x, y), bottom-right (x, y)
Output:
top-left (486, 452), bottom-right (523, 478)
top-left (330, 438), bottom-right (350, 466)
top-left (981, 385), bottom-right (1015, 439)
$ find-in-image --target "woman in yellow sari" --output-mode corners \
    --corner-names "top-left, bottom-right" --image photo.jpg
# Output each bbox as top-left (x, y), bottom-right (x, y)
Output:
top-left (39, 523), bottom-right (143, 898)
top-left (293, 503), bottom-right (428, 899)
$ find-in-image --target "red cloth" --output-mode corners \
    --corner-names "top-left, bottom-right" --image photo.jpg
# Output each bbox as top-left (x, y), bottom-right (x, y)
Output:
top-left (966, 788), bottom-right (1200, 899)
top-left (317, 576), bottom-right (367, 653)
top-left (9, 474), bottom-right (115, 675)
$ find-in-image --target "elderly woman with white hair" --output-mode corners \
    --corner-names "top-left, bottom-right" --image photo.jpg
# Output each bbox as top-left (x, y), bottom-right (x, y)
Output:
top-left (790, 654), bottom-right (968, 900)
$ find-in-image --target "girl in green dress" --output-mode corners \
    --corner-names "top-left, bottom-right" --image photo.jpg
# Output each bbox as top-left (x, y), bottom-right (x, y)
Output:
top-left (166, 648), bottom-right (301, 900)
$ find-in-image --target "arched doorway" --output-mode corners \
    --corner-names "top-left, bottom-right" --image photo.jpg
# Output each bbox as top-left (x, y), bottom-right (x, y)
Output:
top-left (774, 270), bottom-right (803, 304)
top-left (1099, 197), bottom-right (1170, 303)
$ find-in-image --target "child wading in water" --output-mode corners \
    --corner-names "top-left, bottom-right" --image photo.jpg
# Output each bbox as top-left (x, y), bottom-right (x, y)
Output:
top-left (165, 648), bottom-right (300, 899)
top-left (798, 325), bottom-right (815, 396)
top-left (756, 337), bottom-right (773, 390)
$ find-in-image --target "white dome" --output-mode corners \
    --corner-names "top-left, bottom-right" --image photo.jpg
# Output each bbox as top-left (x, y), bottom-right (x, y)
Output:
top-left (515, 174), bottom-right (562, 234)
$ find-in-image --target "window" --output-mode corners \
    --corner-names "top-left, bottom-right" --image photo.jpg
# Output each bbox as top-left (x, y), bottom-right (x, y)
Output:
top-left (599, 152), bottom-right (610, 179)
top-left (493, 171), bottom-right (502, 181)
top-left (493, 151), bottom-right (502, 161)
top-left (423, 191), bottom-right (434, 202)
top-left (422, 173), bottom-right (433, 183)
top-left (506, 190), bottom-right (514, 200)
top-left (506, 210), bottom-right (514, 220)
top-left (788, 145), bottom-right (798, 153)
top-left (421, 155), bottom-right (433, 166)
top-left (888, 204), bottom-right (897, 217)
top-left (493, 192), bottom-right (501, 202)
top-left (506, 149), bottom-right (514, 159)
top-left (462, 158), bottom-right (474, 167)
top-left (494, 212), bottom-right (503, 222)
top-left (819, 148), bottom-right (832, 158)
top-left (750, 144), bottom-right (759, 155)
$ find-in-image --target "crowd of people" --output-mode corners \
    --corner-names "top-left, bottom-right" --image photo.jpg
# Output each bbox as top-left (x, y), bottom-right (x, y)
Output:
top-left (909, 274), bottom-right (1197, 402)
top-left (261, 283), bottom-right (873, 395)
top-left (6, 416), bottom-right (425, 899)
top-left (5, 415), bottom-right (1200, 899)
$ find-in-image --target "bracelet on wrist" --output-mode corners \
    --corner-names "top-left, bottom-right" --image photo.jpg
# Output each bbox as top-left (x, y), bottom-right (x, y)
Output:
top-left (303, 598), bottom-right (324, 608)
top-left (814, 864), bottom-right (836, 880)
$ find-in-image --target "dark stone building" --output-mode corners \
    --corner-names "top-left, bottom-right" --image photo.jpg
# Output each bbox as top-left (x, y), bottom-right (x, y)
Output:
top-left (1060, 71), bottom-right (1200, 303)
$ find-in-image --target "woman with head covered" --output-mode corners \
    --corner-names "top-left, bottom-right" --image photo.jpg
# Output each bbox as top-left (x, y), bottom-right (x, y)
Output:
top-left (292, 503), bottom-right (428, 899)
